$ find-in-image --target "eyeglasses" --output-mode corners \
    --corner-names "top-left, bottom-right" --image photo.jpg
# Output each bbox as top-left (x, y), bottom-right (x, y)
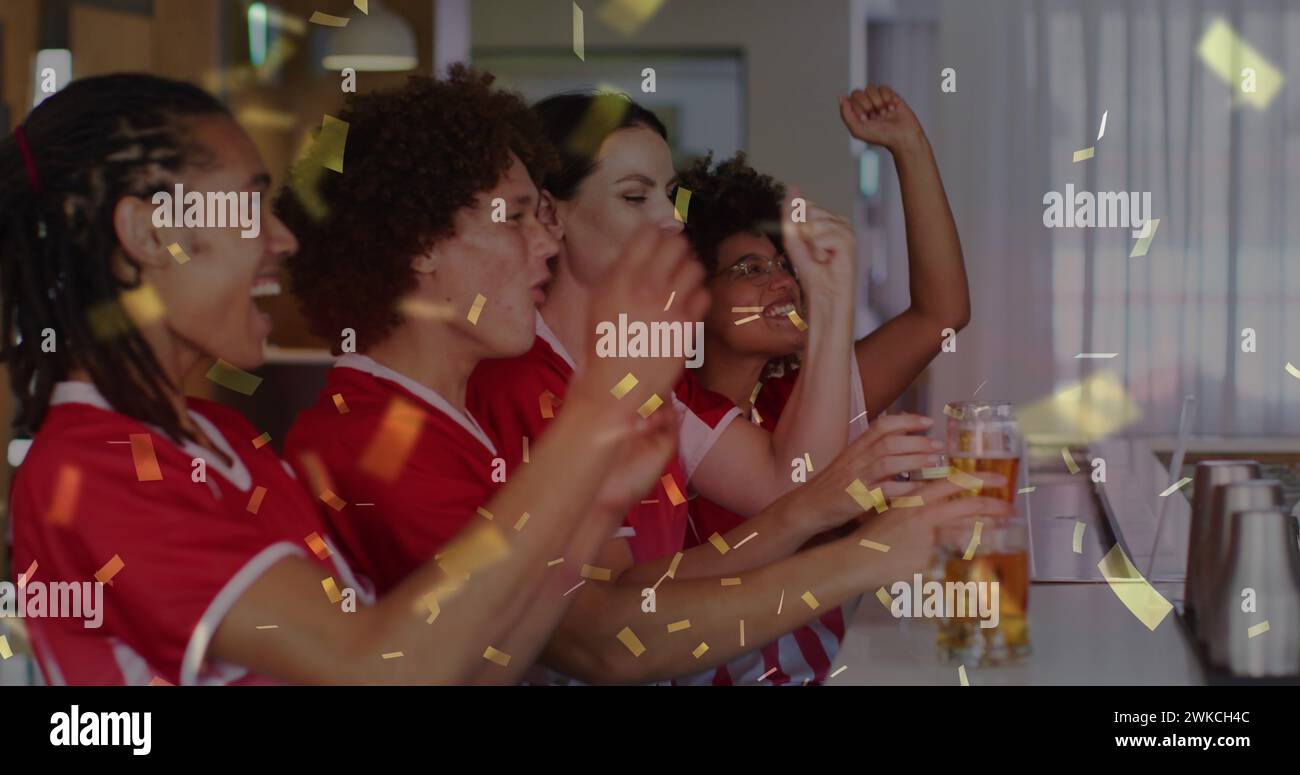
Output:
top-left (715, 254), bottom-right (796, 285)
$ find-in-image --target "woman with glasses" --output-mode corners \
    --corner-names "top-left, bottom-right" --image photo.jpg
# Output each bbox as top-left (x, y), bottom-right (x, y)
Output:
top-left (670, 84), bottom-right (973, 683)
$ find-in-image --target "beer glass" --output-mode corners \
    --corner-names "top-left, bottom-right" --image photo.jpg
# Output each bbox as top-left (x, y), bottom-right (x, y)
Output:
top-left (933, 517), bottom-right (1031, 666)
top-left (946, 400), bottom-right (1021, 503)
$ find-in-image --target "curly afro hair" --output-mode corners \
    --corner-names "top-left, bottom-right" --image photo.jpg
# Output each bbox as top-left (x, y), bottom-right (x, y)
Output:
top-left (676, 151), bottom-right (786, 275)
top-left (277, 65), bottom-right (557, 353)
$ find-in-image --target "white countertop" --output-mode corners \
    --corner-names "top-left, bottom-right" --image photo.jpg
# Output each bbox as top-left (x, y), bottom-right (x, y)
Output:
top-left (831, 582), bottom-right (1204, 685)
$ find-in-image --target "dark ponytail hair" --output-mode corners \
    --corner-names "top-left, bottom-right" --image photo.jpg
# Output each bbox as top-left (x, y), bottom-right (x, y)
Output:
top-left (532, 91), bottom-right (667, 201)
top-left (0, 73), bottom-right (230, 441)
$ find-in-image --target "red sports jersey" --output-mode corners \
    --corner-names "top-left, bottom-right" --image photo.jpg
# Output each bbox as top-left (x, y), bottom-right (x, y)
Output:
top-left (284, 354), bottom-right (502, 596)
top-left (9, 382), bottom-right (369, 686)
top-left (677, 357), bottom-right (868, 685)
top-left (467, 313), bottom-right (741, 567)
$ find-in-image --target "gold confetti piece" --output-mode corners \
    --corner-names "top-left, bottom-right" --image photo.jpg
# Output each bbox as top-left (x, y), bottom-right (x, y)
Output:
top-left (921, 465), bottom-right (951, 479)
top-left (845, 479), bottom-right (877, 513)
top-left (661, 473), bottom-right (687, 506)
top-left (251, 432), bottom-right (271, 449)
top-left (801, 591), bottom-right (820, 610)
top-left (317, 114), bottom-right (349, 174)
top-left (1196, 18), bottom-right (1285, 110)
top-left (942, 403), bottom-right (965, 421)
top-left (758, 666), bottom-right (778, 682)
top-left (947, 469), bottom-right (983, 493)
top-left (891, 495), bottom-right (924, 508)
top-left (667, 619), bottom-right (691, 633)
top-left (666, 551), bottom-right (684, 579)
top-left (803, 452), bottom-right (813, 472)
top-left (1247, 621), bottom-right (1270, 639)
top-left (875, 587), bottom-right (893, 608)
top-left (663, 291), bottom-right (676, 311)
top-left (1097, 544), bottom-right (1174, 631)
top-left (708, 532), bottom-right (730, 555)
top-left (522, 436), bottom-right (530, 463)
top-left (0, 636), bottom-right (11, 660)
top-left (580, 564), bottom-right (612, 581)
top-left (147, 676), bottom-right (172, 686)
top-left (1129, 218), bottom-right (1161, 258)
top-left (641, 499), bottom-right (659, 504)
top-left (46, 464), bottom-right (81, 525)
top-left (359, 397), bottom-right (423, 482)
top-left (396, 297), bottom-right (457, 320)
top-left (672, 186), bottom-right (692, 223)
top-left (166, 242), bottom-right (190, 264)
top-left (962, 520), bottom-right (983, 561)
top-left (483, 646), bottom-right (512, 667)
top-left (751, 407), bottom-right (763, 425)
top-left (94, 554), bottom-right (125, 586)
top-left (319, 489), bottom-right (346, 511)
top-left (547, 558), bottom-right (565, 567)
top-left (1062, 447), bottom-right (1080, 474)
top-left (246, 485), bottom-right (268, 515)
top-left (777, 589), bottom-right (785, 614)
top-left (128, 433), bottom-right (163, 482)
top-left (476, 506), bottom-right (494, 521)
top-left (423, 593), bottom-right (440, 624)
top-left (539, 390), bottom-right (559, 419)
top-left (637, 394), bottom-right (663, 418)
top-left (617, 626), bottom-right (646, 657)
top-left (513, 512), bottom-right (530, 531)
top-left (309, 11), bottom-right (349, 27)
top-left (829, 665), bottom-right (847, 679)
top-left (849, 409), bottom-right (868, 425)
top-left (572, 2), bottom-right (585, 61)
top-left (1158, 477), bottom-right (1193, 497)
top-left (18, 560), bottom-right (37, 588)
top-left (692, 642), bottom-right (709, 659)
top-left (1018, 485), bottom-right (1036, 493)
top-left (721, 577), bottom-right (741, 586)
top-left (958, 665), bottom-right (969, 686)
top-left (859, 539), bottom-right (891, 552)
top-left (354, 0), bottom-right (368, 12)
top-left (563, 580), bottom-right (586, 597)
top-left (733, 314), bottom-right (761, 326)
top-left (732, 531), bottom-right (758, 549)
top-left (206, 359), bottom-right (263, 395)
top-left (786, 309), bottom-right (809, 331)
top-left (740, 619), bottom-right (745, 646)
top-left (749, 382), bottom-right (762, 404)
top-left (611, 372), bottom-right (639, 399)
top-left (305, 532), bottom-right (331, 560)
top-left (322, 577), bottom-right (343, 604)
top-left (332, 393), bottom-right (349, 414)
top-left (1074, 353), bottom-right (1119, 359)
top-left (1072, 521), bottom-right (1086, 554)
top-left (467, 293), bottom-right (487, 325)
top-left (597, 0), bottom-right (667, 36)
top-left (255, 625), bottom-right (279, 630)
top-left (381, 651), bottom-right (404, 660)
top-left (1287, 363), bottom-right (1300, 381)
top-left (1072, 146), bottom-right (1095, 163)
top-left (732, 306), bottom-right (764, 313)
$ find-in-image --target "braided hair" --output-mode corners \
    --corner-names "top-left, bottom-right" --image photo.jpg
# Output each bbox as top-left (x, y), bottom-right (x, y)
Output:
top-left (0, 73), bottom-right (229, 442)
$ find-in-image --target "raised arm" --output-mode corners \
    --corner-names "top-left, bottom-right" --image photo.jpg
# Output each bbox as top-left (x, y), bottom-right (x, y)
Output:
top-left (840, 85), bottom-right (971, 416)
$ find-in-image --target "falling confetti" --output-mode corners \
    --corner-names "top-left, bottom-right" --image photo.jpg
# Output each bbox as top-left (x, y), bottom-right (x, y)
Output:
top-left (246, 486), bottom-right (268, 514)
top-left (1018, 485), bottom-right (1036, 494)
top-left (1247, 621), bottom-right (1270, 638)
top-left (95, 554), bottom-right (125, 586)
top-left (359, 397), bottom-right (424, 481)
top-left (206, 359), bottom-right (263, 395)
top-left (720, 577), bottom-right (741, 586)
top-left (597, 0), bottom-right (667, 36)
top-left (875, 587), bottom-right (892, 608)
top-left (786, 310), bottom-right (809, 331)
top-left (801, 591), bottom-right (820, 610)
top-left (0, 636), bottom-right (11, 660)
top-left (572, 2), bottom-right (585, 61)
top-left (611, 372), bottom-right (639, 399)
top-left (322, 577), bottom-right (343, 604)
top-left (803, 452), bottom-right (813, 473)
top-left (691, 642), bottom-right (709, 659)
top-left (251, 432), bottom-right (272, 449)
top-left (673, 186), bottom-right (692, 223)
top-left (942, 403), bottom-right (965, 421)
top-left (1074, 353), bottom-right (1118, 359)
top-left (467, 293), bottom-right (487, 325)
top-left (962, 521), bottom-right (983, 561)
top-left (958, 665), bottom-right (969, 686)
top-left (1097, 544), bottom-right (1173, 631)
top-left (319, 490), bottom-right (346, 511)
top-left (859, 539), bottom-right (891, 552)
top-left (891, 495), bottom-right (924, 508)
top-left (733, 314), bottom-right (761, 326)
top-left (661, 473), bottom-right (687, 506)
top-left (332, 393), bottom-right (349, 413)
top-left (947, 469), bottom-right (983, 493)
top-left (305, 532), bottom-right (331, 560)
top-left (476, 507), bottom-right (494, 521)
top-left (547, 558), bottom-right (565, 567)
top-left (580, 564), bottom-right (612, 581)
top-left (758, 667), bottom-right (778, 682)
top-left (663, 291), bottom-right (675, 311)
top-left (539, 390), bottom-right (559, 419)
top-left (381, 651), bottom-right (404, 660)
top-left (513, 512), bottom-right (531, 531)
top-left (1129, 218), bottom-right (1161, 258)
top-left (317, 114), bottom-right (349, 173)
top-left (128, 434), bottom-right (163, 482)
top-left (707, 532), bottom-right (730, 555)
top-left (166, 243), bottom-right (191, 264)
top-left (1072, 147), bottom-right (1095, 163)
top-left (1072, 521), bottom-right (1086, 554)
top-left (733, 531), bottom-right (758, 549)
top-left (1159, 477), bottom-right (1193, 497)
top-left (308, 11), bottom-right (349, 27)
top-left (667, 619), bottom-right (691, 633)
top-left (829, 665), bottom-right (847, 679)
top-left (637, 394), bottom-right (663, 418)
top-left (18, 560), bottom-right (37, 588)
top-left (921, 465), bottom-right (951, 479)
top-left (483, 646), bottom-right (512, 667)
top-left (1196, 18), bottom-right (1284, 110)
top-left (46, 464), bottom-right (81, 525)
top-left (617, 626), bottom-right (646, 656)
top-left (1062, 447), bottom-right (1080, 474)
top-left (1096, 110), bottom-right (1108, 141)
top-left (1285, 362), bottom-right (1300, 381)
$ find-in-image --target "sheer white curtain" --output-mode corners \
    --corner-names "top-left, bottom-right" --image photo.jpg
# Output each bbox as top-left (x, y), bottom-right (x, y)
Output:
top-left (866, 0), bottom-right (1299, 437)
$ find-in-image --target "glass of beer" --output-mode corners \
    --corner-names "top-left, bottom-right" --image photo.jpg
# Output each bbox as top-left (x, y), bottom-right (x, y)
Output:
top-left (932, 516), bottom-right (1031, 666)
top-left (946, 400), bottom-right (1021, 503)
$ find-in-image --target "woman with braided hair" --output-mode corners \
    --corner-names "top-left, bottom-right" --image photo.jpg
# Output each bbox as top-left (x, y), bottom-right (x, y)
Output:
top-left (2, 72), bottom-right (697, 685)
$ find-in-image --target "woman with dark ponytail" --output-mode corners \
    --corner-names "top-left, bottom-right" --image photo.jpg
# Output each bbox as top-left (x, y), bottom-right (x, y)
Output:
top-left (2, 73), bottom-right (693, 685)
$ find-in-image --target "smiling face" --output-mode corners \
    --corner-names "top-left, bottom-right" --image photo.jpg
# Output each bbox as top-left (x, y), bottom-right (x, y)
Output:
top-left (414, 152), bottom-right (558, 358)
top-left (552, 125), bottom-right (682, 286)
top-left (135, 115), bottom-right (298, 372)
top-left (703, 230), bottom-right (807, 359)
